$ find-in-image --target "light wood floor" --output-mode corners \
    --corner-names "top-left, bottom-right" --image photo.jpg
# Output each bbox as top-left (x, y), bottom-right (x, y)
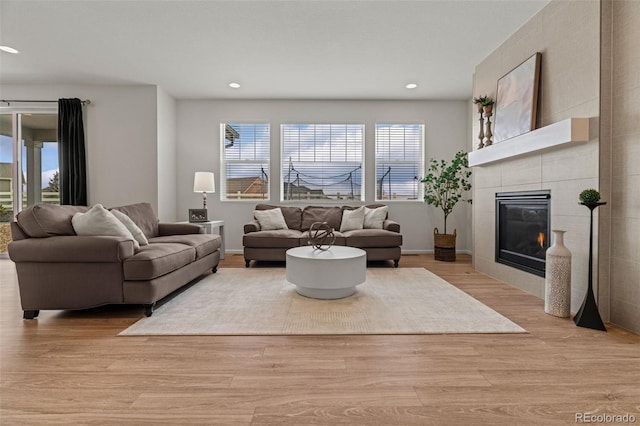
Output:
top-left (1, 254), bottom-right (638, 425)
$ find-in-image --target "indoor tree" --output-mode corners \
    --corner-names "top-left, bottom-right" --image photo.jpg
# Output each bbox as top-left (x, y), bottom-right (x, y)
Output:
top-left (420, 150), bottom-right (472, 234)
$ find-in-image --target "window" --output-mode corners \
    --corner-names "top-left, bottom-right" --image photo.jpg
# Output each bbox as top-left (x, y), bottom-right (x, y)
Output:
top-left (220, 123), bottom-right (270, 200)
top-left (281, 124), bottom-right (364, 201)
top-left (375, 123), bottom-right (424, 201)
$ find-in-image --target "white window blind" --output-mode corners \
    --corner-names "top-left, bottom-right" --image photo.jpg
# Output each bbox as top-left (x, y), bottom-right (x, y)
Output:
top-left (375, 123), bottom-right (424, 201)
top-left (281, 124), bottom-right (364, 201)
top-left (220, 123), bottom-right (270, 201)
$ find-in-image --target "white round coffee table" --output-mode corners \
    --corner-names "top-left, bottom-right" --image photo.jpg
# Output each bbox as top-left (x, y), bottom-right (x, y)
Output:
top-left (286, 246), bottom-right (366, 299)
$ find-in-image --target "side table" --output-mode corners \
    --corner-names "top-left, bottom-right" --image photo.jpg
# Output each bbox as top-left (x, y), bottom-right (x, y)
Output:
top-left (179, 220), bottom-right (225, 259)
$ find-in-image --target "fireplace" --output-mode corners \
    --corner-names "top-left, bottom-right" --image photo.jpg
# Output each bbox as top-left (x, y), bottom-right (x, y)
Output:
top-left (495, 190), bottom-right (550, 277)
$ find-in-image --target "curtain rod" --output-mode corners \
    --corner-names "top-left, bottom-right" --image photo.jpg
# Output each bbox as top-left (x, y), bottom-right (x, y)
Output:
top-left (1, 99), bottom-right (91, 106)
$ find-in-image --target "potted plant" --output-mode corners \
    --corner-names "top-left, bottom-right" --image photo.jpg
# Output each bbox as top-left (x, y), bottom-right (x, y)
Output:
top-left (472, 95), bottom-right (488, 113)
top-left (420, 150), bottom-right (472, 261)
top-left (482, 96), bottom-right (495, 114)
top-left (579, 188), bottom-right (601, 205)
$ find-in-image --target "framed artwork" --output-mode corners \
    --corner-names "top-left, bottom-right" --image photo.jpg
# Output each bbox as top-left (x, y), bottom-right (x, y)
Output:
top-left (188, 208), bottom-right (208, 223)
top-left (493, 52), bottom-right (541, 143)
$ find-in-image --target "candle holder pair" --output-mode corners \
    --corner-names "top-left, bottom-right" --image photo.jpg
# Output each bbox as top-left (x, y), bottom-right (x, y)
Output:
top-left (473, 95), bottom-right (495, 149)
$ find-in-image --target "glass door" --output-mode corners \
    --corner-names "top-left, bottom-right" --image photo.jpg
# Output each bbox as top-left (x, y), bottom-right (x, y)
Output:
top-left (0, 111), bottom-right (58, 255)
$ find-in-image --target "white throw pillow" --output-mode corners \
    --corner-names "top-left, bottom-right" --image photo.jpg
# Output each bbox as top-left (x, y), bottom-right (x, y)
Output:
top-left (111, 209), bottom-right (149, 246)
top-left (72, 204), bottom-right (140, 250)
top-left (254, 208), bottom-right (289, 231)
top-left (340, 206), bottom-right (365, 232)
top-left (364, 205), bottom-right (388, 229)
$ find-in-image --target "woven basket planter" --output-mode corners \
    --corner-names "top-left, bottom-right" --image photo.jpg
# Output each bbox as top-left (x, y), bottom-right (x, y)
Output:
top-left (434, 228), bottom-right (456, 262)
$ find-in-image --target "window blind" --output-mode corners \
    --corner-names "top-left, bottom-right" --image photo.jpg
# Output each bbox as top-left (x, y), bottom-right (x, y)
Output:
top-left (281, 124), bottom-right (363, 201)
top-left (220, 123), bottom-right (270, 201)
top-left (375, 124), bottom-right (424, 201)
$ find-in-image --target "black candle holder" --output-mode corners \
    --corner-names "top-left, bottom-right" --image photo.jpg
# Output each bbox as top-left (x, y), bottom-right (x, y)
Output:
top-left (573, 201), bottom-right (607, 331)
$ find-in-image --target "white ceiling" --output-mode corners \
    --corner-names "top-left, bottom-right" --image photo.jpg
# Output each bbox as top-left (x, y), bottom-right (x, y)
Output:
top-left (0, 0), bottom-right (550, 100)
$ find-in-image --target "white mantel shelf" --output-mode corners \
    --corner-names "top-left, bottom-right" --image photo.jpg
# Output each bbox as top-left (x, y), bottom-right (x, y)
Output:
top-left (468, 118), bottom-right (590, 167)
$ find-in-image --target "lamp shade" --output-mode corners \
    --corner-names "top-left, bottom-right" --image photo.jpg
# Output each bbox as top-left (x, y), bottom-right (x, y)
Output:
top-left (193, 172), bottom-right (215, 193)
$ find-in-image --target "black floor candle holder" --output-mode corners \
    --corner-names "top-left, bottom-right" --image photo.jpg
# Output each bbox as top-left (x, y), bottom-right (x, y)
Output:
top-left (573, 201), bottom-right (607, 331)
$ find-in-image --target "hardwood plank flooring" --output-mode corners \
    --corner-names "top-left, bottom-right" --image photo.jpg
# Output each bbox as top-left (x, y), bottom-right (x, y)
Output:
top-left (1, 254), bottom-right (638, 425)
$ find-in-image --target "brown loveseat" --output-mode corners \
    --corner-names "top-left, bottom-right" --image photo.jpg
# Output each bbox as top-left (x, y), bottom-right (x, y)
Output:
top-left (8, 202), bottom-right (221, 319)
top-left (243, 204), bottom-right (402, 267)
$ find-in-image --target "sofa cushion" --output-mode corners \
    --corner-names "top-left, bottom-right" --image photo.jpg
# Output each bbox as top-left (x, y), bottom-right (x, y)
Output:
top-left (343, 229), bottom-right (403, 248)
top-left (111, 209), bottom-right (149, 246)
top-left (72, 204), bottom-right (140, 250)
top-left (300, 230), bottom-right (347, 246)
top-left (301, 206), bottom-right (342, 231)
top-left (255, 204), bottom-right (302, 230)
top-left (111, 202), bottom-right (159, 239)
top-left (243, 229), bottom-right (303, 248)
top-left (340, 206), bottom-right (365, 232)
top-left (254, 208), bottom-right (288, 230)
top-left (364, 205), bottom-right (388, 229)
top-left (149, 234), bottom-right (221, 260)
top-left (16, 204), bottom-right (89, 237)
top-left (124, 243), bottom-right (195, 280)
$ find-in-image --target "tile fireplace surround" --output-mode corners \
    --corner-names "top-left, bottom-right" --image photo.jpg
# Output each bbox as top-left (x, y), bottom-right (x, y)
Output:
top-left (471, 0), bottom-right (639, 333)
top-left (471, 118), bottom-right (600, 316)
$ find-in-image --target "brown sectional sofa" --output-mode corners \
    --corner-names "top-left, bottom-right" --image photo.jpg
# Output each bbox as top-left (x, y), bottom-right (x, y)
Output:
top-left (243, 204), bottom-right (402, 267)
top-left (8, 202), bottom-right (221, 319)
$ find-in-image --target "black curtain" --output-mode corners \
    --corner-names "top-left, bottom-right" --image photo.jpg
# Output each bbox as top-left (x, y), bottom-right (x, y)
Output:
top-left (58, 98), bottom-right (87, 205)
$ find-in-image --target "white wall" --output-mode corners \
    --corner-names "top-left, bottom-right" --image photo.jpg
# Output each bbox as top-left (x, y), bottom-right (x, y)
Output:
top-left (156, 87), bottom-right (177, 221)
top-left (1, 84), bottom-right (160, 211)
top-left (176, 99), bottom-right (470, 254)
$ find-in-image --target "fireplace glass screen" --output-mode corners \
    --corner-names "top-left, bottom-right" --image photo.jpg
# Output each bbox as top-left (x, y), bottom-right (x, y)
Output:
top-left (495, 190), bottom-right (550, 277)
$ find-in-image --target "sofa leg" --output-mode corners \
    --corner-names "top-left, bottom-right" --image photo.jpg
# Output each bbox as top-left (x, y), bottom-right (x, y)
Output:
top-left (212, 266), bottom-right (218, 273)
top-left (144, 303), bottom-right (156, 317)
top-left (23, 310), bottom-right (39, 320)
top-left (394, 260), bottom-right (399, 268)
top-left (245, 259), bottom-right (251, 268)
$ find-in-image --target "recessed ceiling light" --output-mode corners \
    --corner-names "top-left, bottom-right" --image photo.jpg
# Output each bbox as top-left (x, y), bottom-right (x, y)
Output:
top-left (406, 83), bottom-right (418, 89)
top-left (229, 82), bottom-right (241, 89)
top-left (0, 46), bottom-right (19, 54)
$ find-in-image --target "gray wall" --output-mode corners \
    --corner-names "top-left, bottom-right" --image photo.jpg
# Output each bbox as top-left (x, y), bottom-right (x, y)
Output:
top-left (176, 99), bottom-right (471, 254)
top-left (157, 87), bottom-right (178, 221)
top-left (1, 84), bottom-right (181, 222)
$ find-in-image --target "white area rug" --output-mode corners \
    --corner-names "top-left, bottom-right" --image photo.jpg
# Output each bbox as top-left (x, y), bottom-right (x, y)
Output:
top-left (120, 268), bottom-right (525, 335)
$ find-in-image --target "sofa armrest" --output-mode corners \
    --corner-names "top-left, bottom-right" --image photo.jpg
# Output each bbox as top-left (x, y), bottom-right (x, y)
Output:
top-left (383, 219), bottom-right (400, 233)
top-left (244, 220), bottom-right (261, 234)
top-left (8, 236), bottom-right (135, 263)
top-left (10, 222), bottom-right (28, 241)
top-left (158, 223), bottom-right (203, 236)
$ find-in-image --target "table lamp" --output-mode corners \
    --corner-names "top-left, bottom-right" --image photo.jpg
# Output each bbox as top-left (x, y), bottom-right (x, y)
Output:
top-left (193, 172), bottom-right (215, 209)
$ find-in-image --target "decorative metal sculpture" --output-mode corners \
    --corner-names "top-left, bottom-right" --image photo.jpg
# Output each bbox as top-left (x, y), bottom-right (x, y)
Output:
top-left (308, 222), bottom-right (336, 250)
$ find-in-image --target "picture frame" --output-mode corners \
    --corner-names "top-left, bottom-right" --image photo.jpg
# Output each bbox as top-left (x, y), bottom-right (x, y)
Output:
top-left (188, 208), bottom-right (208, 223)
top-left (493, 52), bottom-right (541, 143)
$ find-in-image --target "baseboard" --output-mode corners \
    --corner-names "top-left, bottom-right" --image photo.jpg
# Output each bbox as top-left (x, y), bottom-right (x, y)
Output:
top-left (402, 249), bottom-right (472, 255)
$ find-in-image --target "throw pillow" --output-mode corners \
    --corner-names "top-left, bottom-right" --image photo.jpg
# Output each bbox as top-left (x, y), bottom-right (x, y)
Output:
top-left (254, 208), bottom-right (289, 231)
top-left (72, 204), bottom-right (140, 250)
top-left (111, 209), bottom-right (149, 246)
top-left (340, 206), bottom-right (365, 232)
top-left (364, 205), bottom-right (388, 229)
